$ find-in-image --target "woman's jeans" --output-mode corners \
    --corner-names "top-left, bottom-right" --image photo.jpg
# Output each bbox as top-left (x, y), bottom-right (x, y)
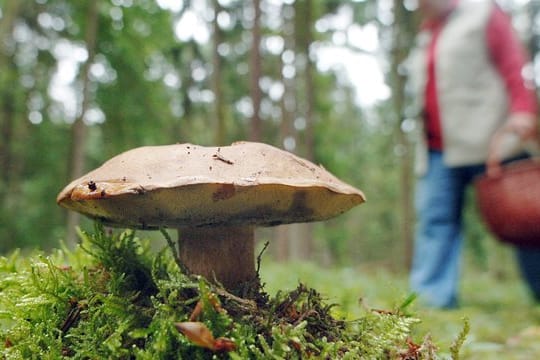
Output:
top-left (410, 151), bottom-right (540, 308)
top-left (517, 246), bottom-right (540, 301)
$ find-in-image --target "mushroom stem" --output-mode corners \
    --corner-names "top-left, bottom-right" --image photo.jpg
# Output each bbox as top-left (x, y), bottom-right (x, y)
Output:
top-left (178, 226), bottom-right (255, 290)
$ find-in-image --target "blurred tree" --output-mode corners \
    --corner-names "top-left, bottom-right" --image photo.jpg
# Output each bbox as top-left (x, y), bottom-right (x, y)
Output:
top-left (389, 0), bottom-right (416, 269)
top-left (0, 1), bottom-right (22, 193)
top-left (95, 1), bottom-right (179, 151)
top-left (291, 0), bottom-right (315, 261)
top-left (65, 0), bottom-right (99, 247)
top-left (212, 0), bottom-right (226, 145)
top-left (249, 0), bottom-right (262, 141)
top-left (273, 1), bottom-right (296, 262)
top-left (0, 0), bottom-right (180, 251)
top-left (528, 1), bottom-right (540, 60)
top-left (0, 0), bottom-right (24, 251)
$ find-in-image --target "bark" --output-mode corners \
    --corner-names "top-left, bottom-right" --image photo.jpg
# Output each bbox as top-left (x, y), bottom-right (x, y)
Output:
top-left (300, 0), bottom-right (315, 260)
top-left (249, 0), bottom-right (262, 141)
top-left (292, 0), bottom-right (314, 261)
top-left (65, 0), bottom-right (100, 247)
top-left (272, 2), bottom-right (296, 262)
top-left (391, 0), bottom-right (416, 270)
top-left (0, 0), bottom-right (22, 195)
top-left (212, 0), bottom-right (226, 145)
top-left (273, 225), bottom-right (290, 262)
top-left (0, 1), bottom-right (21, 41)
top-left (0, 91), bottom-right (15, 187)
top-left (528, 2), bottom-right (540, 59)
top-left (303, 0), bottom-right (315, 163)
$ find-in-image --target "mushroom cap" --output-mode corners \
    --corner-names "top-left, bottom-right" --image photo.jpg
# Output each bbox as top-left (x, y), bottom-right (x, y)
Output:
top-left (57, 141), bottom-right (365, 229)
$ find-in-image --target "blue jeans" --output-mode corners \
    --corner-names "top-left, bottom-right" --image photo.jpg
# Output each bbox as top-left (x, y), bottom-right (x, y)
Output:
top-left (410, 151), bottom-right (540, 308)
top-left (516, 247), bottom-right (540, 301)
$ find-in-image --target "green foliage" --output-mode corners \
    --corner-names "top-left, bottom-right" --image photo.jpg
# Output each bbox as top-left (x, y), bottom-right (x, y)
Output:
top-left (450, 317), bottom-right (470, 360)
top-left (0, 225), bottom-right (445, 359)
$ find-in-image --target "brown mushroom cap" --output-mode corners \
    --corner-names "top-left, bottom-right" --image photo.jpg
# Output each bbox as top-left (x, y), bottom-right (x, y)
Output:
top-left (57, 141), bottom-right (365, 229)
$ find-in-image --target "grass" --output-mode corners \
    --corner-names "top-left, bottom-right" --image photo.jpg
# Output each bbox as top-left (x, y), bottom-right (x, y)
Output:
top-left (260, 254), bottom-right (540, 360)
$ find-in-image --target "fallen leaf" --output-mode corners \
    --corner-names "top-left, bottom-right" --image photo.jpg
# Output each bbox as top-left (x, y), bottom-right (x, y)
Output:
top-left (175, 321), bottom-right (216, 350)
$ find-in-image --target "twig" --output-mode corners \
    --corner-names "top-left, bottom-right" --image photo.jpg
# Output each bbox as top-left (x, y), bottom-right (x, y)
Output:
top-left (256, 241), bottom-right (270, 275)
top-left (60, 300), bottom-right (82, 334)
top-left (212, 148), bottom-right (234, 164)
top-left (294, 309), bottom-right (319, 326)
top-left (213, 286), bottom-right (258, 312)
top-left (159, 228), bottom-right (190, 274)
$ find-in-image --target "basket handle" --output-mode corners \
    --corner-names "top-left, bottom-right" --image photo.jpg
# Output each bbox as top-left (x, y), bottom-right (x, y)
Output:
top-left (486, 125), bottom-right (540, 177)
top-left (486, 128), bottom-right (511, 177)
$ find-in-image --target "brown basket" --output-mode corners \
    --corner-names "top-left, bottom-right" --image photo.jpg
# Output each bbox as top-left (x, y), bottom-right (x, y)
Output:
top-left (475, 158), bottom-right (540, 246)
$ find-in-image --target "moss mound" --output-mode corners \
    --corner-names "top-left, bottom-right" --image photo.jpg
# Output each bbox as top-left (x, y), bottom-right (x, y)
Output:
top-left (0, 225), bottom-right (447, 359)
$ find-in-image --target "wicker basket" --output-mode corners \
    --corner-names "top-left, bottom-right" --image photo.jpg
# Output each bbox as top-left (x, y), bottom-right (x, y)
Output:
top-left (475, 158), bottom-right (540, 246)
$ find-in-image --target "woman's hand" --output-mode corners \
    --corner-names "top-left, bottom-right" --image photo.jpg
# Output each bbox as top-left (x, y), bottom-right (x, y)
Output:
top-left (486, 113), bottom-right (539, 177)
top-left (505, 112), bottom-right (538, 140)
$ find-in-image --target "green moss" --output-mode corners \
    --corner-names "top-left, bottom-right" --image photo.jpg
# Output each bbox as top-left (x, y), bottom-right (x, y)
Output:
top-left (0, 224), bottom-right (458, 359)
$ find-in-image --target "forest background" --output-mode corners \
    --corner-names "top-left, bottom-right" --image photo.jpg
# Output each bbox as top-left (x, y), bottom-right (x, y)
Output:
top-left (0, 0), bottom-right (539, 274)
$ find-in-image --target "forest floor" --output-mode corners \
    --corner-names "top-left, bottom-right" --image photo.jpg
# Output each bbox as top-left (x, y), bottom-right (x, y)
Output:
top-left (261, 255), bottom-right (540, 360)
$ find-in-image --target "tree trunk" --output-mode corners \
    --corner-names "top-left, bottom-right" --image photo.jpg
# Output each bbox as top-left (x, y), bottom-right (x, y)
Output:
top-left (272, 3), bottom-right (296, 262)
top-left (249, 0), bottom-right (262, 141)
top-left (527, 2), bottom-right (540, 59)
top-left (292, 0), bottom-right (314, 261)
top-left (65, 0), bottom-right (100, 247)
top-left (391, 0), bottom-right (416, 270)
top-left (212, 0), bottom-right (226, 145)
top-left (303, 0), bottom-right (315, 163)
top-left (0, 92), bottom-right (15, 188)
top-left (301, 0), bottom-right (315, 261)
top-left (0, 0), bottom-right (22, 200)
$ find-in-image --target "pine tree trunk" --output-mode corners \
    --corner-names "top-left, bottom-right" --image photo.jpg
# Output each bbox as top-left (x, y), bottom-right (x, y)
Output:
top-left (65, 0), bottom-right (100, 247)
top-left (0, 0), bottom-right (22, 199)
top-left (302, 0), bottom-right (315, 261)
top-left (391, 0), bottom-right (416, 270)
top-left (528, 2), bottom-right (540, 57)
top-left (212, 0), bottom-right (226, 145)
top-left (292, 0), bottom-right (314, 261)
top-left (249, 0), bottom-right (262, 141)
top-left (272, 3), bottom-right (296, 262)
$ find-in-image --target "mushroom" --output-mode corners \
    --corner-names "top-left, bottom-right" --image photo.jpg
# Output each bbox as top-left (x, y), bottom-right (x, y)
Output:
top-left (57, 141), bottom-right (365, 290)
